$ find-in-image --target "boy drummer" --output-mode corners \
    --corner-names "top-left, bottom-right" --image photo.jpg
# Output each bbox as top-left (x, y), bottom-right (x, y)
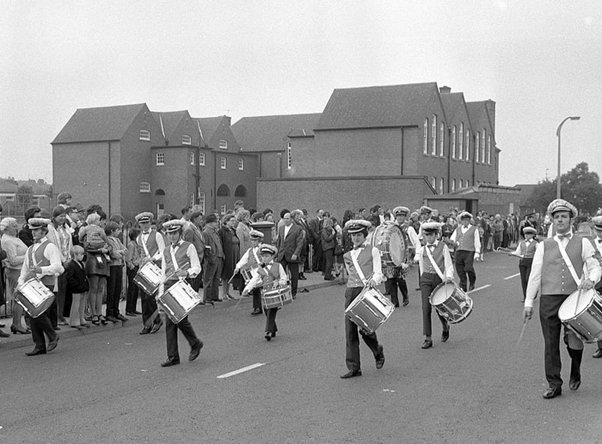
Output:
top-left (414, 222), bottom-right (455, 349)
top-left (233, 229), bottom-right (264, 315)
top-left (242, 244), bottom-right (288, 341)
top-left (159, 220), bottom-right (204, 367)
top-left (340, 219), bottom-right (385, 379)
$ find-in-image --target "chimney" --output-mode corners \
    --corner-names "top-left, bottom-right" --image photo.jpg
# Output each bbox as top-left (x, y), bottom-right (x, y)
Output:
top-left (439, 86), bottom-right (451, 94)
top-left (485, 100), bottom-right (496, 136)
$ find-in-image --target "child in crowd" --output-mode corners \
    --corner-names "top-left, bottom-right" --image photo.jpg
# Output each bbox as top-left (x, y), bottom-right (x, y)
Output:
top-left (125, 228), bottom-right (142, 316)
top-left (79, 213), bottom-right (110, 261)
top-left (64, 245), bottom-right (90, 328)
top-left (105, 221), bottom-right (128, 323)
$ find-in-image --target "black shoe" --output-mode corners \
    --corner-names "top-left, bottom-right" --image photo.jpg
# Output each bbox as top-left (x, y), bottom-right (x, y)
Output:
top-left (569, 378), bottom-right (581, 391)
top-left (375, 346), bottom-right (385, 369)
top-left (105, 315), bottom-right (120, 323)
top-left (189, 341), bottom-right (204, 362)
top-left (265, 332), bottom-right (272, 341)
top-left (116, 314), bottom-right (128, 322)
top-left (593, 349), bottom-right (602, 359)
top-left (26, 348), bottom-right (47, 356)
top-left (542, 387), bottom-right (562, 399)
top-left (421, 339), bottom-right (433, 349)
top-left (53, 326), bottom-right (61, 331)
top-left (139, 327), bottom-right (151, 335)
top-left (394, 304), bottom-right (399, 308)
top-left (441, 329), bottom-right (450, 342)
top-left (150, 321), bottom-right (163, 334)
top-left (251, 308), bottom-right (262, 316)
top-left (0, 323), bottom-right (4, 328)
top-left (402, 299), bottom-right (409, 307)
top-left (299, 274), bottom-right (307, 280)
top-left (0, 329), bottom-right (9, 338)
top-left (134, 310), bottom-right (142, 315)
top-left (47, 336), bottom-right (59, 352)
top-left (468, 283), bottom-right (475, 291)
top-left (161, 359), bottom-right (180, 367)
top-left (340, 370), bottom-right (362, 379)
top-left (10, 325), bottom-right (27, 334)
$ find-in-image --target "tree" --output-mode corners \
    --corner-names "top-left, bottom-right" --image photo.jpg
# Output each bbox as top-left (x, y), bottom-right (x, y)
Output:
top-left (16, 184), bottom-right (34, 207)
top-left (524, 162), bottom-right (602, 215)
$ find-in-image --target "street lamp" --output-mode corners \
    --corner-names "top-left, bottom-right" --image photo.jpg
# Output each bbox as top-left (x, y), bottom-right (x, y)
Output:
top-left (556, 116), bottom-right (580, 199)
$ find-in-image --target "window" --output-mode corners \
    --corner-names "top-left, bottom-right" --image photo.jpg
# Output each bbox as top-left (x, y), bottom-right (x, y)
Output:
top-left (220, 157), bottom-right (226, 169)
top-left (459, 122), bottom-right (464, 160)
top-left (190, 193), bottom-right (195, 206)
top-left (238, 158), bottom-right (244, 170)
top-left (431, 114), bottom-right (437, 155)
top-left (423, 118), bottom-right (429, 154)
top-left (199, 152), bottom-right (206, 166)
top-left (139, 130), bottom-right (150, 141)
top-left (219, 139), bottom-right (228, 150)
top-left (476, 132), bottom-right (480, 163)
top-left (430, 177), bottom-right (436, 189)
top-left (199, 192), bottom-right (206, 214)
top-left (451, 126), bottom-right (457, 159)
top-left (481, 130), bottom-right (486, 165)
top-left (439, 177), bottom-right (445, 194)
top-left (465, 129), bottom-right (470, 162)
top-left (156, 153), bottom-right (165, 166)
top-left (452, 179), bottom-right (456, 192)
top-left (287, 143), bottom-right (292, 169)
top-left (220, 204), bottom-right (227, 214)
top-left (487, 135), bottom-right (492, 164)
top-left (140, 182), bottom-right (151, 193)
top-left (439, 122), bottom-right (445, 157)
top-left (189, 152), bottom-right (195, 165)
top-left (182, 134), bottom-right (192, 145)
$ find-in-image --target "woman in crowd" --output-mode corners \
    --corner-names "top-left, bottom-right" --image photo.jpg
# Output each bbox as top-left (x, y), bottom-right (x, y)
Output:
top-left (18, 206), bottom-right (41, 247)
top-left (0, 217), bottom-right (29, 333)
top-left (321, 216), bottom-right (336, 280)
top-left (236, 210), bottom-right (252, 256)
top-left (219, 213), bottom-right (241, 299)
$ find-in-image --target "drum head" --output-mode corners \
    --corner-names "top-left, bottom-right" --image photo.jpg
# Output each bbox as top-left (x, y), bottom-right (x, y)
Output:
top-left (431, 282), bottom-right (456, 305)
top-left (387, 227), bottom-right (405, 266)
top-left (559, 289), bottom-right (595, 321)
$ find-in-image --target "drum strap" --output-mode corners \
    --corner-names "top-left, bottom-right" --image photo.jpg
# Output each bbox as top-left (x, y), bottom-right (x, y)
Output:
top-left (350, 250), bottom-right (369, 285)
top-left (424, 246), bottom-right (445, 281)
top-left (554, 237), bottom-right (582, 286)
top-left (252, 248), bottom-right (260, 265)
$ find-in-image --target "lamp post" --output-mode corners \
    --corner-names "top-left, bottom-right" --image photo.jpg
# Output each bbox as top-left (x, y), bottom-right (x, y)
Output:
top-left (556, 116), bottom-right (580, 199)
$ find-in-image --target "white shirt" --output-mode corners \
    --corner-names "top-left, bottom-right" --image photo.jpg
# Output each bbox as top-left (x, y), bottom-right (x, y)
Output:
top-left (18, 236), bottom-right (65, 286)
top-left (450, 224), bottom-right (482, 254)
top-left (345, 242), bottom-right (385, 285)
top-left (141, 230), bottom-right (165, 263)
top-left (414, 241), bottom-right (455, 279)
top-left (283, 224), bottom-right (292, 239)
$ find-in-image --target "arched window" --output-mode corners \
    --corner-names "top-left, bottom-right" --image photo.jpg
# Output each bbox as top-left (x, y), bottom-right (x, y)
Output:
top-left (423, 118), bottom-right (429, 154)
top-left (217, 184), bottom-right (230, 196)
top-left (155, 189), bottom-right (165, 196)
top-left (431, 115), bottom-right (437, 155)
top-left (451, 126), bottom-right (457, 159)
top-left (487, 135), bottom-right (492, 164)
top-left (451, 179), bottom-right (456, 192)
top-left (465, 129), bottom-right (470, 161)
top-left (476, 132), bottom-right (480, 163)
top-left (234, 185), bottom-right (247, 197)
top-left (459, 122), bottom-right (464, 160)
top-left (439, 122), bottom-right (445, 157)
top-left (481, 129), bottom-right (486, 164)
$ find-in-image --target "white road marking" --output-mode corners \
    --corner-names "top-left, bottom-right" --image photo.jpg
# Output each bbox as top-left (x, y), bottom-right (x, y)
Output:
top-left (504, 273), bottom-right (520, 280)
top-left (217, 362), bottom-right (265, 379)
top-left (468, 284), bottom-right (491, 294)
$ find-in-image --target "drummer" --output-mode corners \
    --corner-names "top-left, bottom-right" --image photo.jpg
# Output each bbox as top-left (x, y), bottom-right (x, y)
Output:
top-left (414, 222), bottom-right (454, 349)
top-left (17, 218), bottom-right (64, 356)
top-left (135, 211), bottom-right (165, 335)
top-left (524, 199), bottom-right (601, 399)
top-left (241, 244), bottom-right (288, 341)
top-left (159, 220), bottom-right (204, 367)
top-left (340, 219), bottom-right (385, 379)
top-left (511, 226), bottom-right (538, 302)
top-left (590, 215), bottom-right (602, 359)
top-left (450, 211), bottom-right (481, 292)
top-left (233, 229), bottom-right (264, 316)
top-left (388, 206), bottom-right (420, 307)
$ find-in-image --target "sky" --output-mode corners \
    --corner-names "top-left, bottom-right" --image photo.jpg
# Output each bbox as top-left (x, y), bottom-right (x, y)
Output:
top-left (1, 0), bottom-right (601, 186)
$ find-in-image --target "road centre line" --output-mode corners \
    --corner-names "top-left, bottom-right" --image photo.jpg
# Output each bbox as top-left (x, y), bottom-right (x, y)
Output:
top-left (217, 363), bottom-right (265, 379)
top-left (467, 284), bottom-right (491, 294)
top-left (504, 273), bottom-right (520, 280)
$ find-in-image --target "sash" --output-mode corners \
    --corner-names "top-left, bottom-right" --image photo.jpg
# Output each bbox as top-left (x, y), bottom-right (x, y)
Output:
top-left (350, 248), bottom-right (370, 285)
top-left (553, 237), bottom-right (582, 286)
top-left (424, 245), bottom-right (445, 281)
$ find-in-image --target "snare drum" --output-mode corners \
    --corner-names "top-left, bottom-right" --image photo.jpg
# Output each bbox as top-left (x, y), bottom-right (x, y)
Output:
top-left (558, 289), bottom-right (602, 343)
top-left (15, 278), bottom-right (55, 318)
top-left (429, 282), bottom-right (473, 324)
top-left (262, 284), bottom-right (293, 310)
top-left (156, 280), bottom-right (202, 323)
top-left (134, 261), bottom-right (162, 295)
top-left (345, 286), bottom-right (395, 333)
top-left (241, 267), bottom-right (259, 284)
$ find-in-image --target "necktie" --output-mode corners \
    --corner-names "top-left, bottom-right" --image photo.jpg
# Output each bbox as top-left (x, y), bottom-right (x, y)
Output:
top-left (557, 233), bottom-right (572, 239)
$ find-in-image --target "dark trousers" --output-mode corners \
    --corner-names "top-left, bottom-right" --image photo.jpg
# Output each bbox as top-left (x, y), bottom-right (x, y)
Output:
top-left (323, 248), bottom-right (334, 279)
top-left (48, 294), bottom-right (58, 329)
top-left (251, 287), bottom-right (262, 311)
top-left (420, 273), bottom-right (448, 337)
top-left (539, 294), bottom-right (582, 389)
top-left (279, 258), bottom-right (299, 296)
top-left (387, 275), bottom-right (408, 307)
top-left (265, 307), bottom-right (278, 333)
top-left (203, 258), bottom-right (223, 302)
top-left (345, 287), bottom-right (380, 372)
top-left (165, 315), bottom-right (200, 361)
top-left (141, 291), bottom-right (160, 325)
top-left (312, 241), bottom-right (323, 271)
top-left (518, 258), bottom-right (533, 301)
top-left (125, 266), bottom-right (140, 313)
top-left (106, 265), bottom-right (123, 317)
top-left (57, 273), bottom-right (68, 319)
top-left (454, 250), bottom-right (476, 291)
top-left (29, 289), bottom-right (57, 350)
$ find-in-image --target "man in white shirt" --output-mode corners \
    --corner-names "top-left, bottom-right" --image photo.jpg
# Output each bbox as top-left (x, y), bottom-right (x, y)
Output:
top-left (589, 215), bottom-right (602, 359)
top-left (450, 212), bottom-right (481, 291)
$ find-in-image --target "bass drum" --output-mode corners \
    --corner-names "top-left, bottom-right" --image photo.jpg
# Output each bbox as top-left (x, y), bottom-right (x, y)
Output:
top-left (371, 223), bottom-right (406, 269)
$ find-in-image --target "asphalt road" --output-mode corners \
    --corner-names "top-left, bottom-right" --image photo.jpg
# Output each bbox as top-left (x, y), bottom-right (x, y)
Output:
top-left (2, 253), bottom-right (602, 443)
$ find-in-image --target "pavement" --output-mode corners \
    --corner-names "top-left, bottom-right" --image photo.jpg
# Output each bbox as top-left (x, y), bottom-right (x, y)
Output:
top-left (0, 269), bottom-right (341, 351)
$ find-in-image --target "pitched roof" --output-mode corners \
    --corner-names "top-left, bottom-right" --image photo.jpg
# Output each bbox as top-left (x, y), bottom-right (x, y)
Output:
top-left (52, 103), bottom-right (147, 144)
top-left (193, 117), bottom-right (224, 145)
top-left (315, 82), bottom-right (439, 130)
top-left (232, 113), bottom-right (321, 152)
top-left (466, 101), bottom-right (495, 140)
top-left (440, 92), bottom-right (469, 125)
top-left (151, 111), bottom-right (189, 141)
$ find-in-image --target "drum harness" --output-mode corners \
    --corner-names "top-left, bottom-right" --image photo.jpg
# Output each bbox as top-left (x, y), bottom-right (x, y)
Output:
top-left (554, 237), bottom-right (587, 316)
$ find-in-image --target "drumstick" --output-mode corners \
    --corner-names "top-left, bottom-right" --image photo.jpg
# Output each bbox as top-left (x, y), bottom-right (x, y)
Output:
top-left (143, 266), bottom-right (190, 328)
top-left (574, 288), bottom-right (582, 317)
top-left (517, 318), bottom-right (529, 345)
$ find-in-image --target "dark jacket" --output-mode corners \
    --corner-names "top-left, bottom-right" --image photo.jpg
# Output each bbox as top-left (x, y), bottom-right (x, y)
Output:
top-left (64, 259), bottom-right (90, 294)
top-left (320, 227), bottom-right (336, 251)
top-left (276, 223), bottom-right (304, 263)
